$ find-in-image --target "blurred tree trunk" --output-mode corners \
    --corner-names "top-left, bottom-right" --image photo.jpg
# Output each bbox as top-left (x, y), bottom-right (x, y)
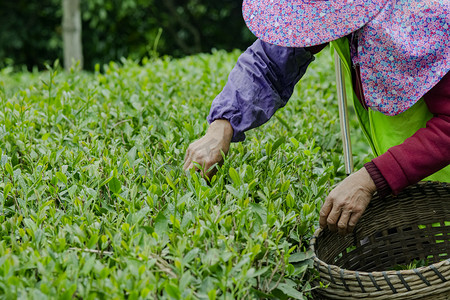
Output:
top-left (62, 0), bottom-right (83, 70)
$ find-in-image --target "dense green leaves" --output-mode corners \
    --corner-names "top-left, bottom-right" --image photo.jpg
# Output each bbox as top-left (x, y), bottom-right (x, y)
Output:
top-left (0, 49), bottom-right (371, 298)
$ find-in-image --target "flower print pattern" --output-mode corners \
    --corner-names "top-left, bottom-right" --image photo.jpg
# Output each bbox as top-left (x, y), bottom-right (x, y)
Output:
top-left (242, 0), bottom-right (390, 47)
top-left (356, 0), bottom-right (450, 116)
top-left (243, 0), bottom-right (450, 116)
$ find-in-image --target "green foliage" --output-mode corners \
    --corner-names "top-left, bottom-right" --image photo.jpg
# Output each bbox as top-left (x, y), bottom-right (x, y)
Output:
top-left (0, 0), bottom-right (63, 70)
top-left (0, 0), bottom-right (255, 70)
top-left (391, 259), bottom-right (430, 271)
top-left (0, 49), bottom-right (370, 298)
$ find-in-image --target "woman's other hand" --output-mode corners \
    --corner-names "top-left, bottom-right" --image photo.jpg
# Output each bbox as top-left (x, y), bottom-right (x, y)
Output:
top-left (319, 167), bottom-right (377, 235)
top-left (183, 119), bottom-right (233, 179)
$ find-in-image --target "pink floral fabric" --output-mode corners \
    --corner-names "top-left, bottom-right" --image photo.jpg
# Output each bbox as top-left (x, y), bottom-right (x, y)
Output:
top-left (354, 0), bottom-right (450, 115)
top-left (243, 0), bottom-right (389, 48)
top-left (243, 0), bottom-right (450, 116)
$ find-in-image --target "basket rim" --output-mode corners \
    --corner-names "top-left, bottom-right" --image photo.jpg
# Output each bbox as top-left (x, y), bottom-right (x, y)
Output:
top-left (310, 227), bottom-right (450, 277)
top-left (310, 181), bottom-right (450, 276)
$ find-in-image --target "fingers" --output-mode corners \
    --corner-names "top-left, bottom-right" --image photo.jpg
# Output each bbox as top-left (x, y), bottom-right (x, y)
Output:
top-left (183, 122), bottom-right (232, 179)
top-left (320, 199), bottom-right (369, 235)
top-left (320, 197), bottom-right (352, 234)
top-left (346, 217), bottom-right (356, 234)
top-left (347, 210), bottom-right (364, 234)
top-left (183, 145), bottom-right (205, 172)
top-left (322, 204), bottom-right (353, 235)
top-left (183, 142), bottom-right (205, 171)
top-left (326, 204), bottom-right (342, 233)
top-left (319, 199), bottom-right (332, 229)
top-left (318, 169), bottom-right (376, 235)
top-left (183, 140), bottom-right (219, 179)
top-left (337, 210), bottom-right (352, 235)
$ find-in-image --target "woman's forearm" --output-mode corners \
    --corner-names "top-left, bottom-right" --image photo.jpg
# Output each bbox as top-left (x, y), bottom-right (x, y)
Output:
top-left (207, 39), bottom-right (315, 142)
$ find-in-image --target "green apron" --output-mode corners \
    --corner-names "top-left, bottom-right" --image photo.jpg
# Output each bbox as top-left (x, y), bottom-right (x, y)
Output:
top-left (330, 38), bottom-right (450, 182)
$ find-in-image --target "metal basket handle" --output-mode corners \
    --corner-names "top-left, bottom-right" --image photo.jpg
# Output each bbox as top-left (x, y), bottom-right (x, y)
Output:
top-left (334, 51), bottom-right (354, 175)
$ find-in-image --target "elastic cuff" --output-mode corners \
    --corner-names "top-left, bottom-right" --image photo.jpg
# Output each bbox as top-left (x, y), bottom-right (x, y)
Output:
top-left (364, 161), bottom-right (392, 199)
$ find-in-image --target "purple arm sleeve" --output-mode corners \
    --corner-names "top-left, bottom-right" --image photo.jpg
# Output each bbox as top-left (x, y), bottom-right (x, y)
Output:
top-left (207, 39), bottom-right (314, 142)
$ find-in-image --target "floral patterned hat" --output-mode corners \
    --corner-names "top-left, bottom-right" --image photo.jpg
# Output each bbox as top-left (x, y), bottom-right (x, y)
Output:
top-left (242, 0), bottom-right (390, 48)
top-left (243, 0), bottom-right (450, 116)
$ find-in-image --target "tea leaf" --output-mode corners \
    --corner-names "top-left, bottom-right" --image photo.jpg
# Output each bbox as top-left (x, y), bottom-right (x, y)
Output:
top-left (56, 171), bottom-right (67, 185)
top-left (109, 177), bottom-right (121, 194)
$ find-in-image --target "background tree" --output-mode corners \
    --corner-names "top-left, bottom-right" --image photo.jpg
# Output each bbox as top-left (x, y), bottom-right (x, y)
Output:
top-left (0, 0), bottom-right (255, 71)
top-left (62, 0), bottom-right (83, 70)
top-left (0, 0), bottom-right (62, 70)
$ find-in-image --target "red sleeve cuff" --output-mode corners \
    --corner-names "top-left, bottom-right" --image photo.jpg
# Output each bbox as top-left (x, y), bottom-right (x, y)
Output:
top-left (364, 161), bottom-right (392, 198)
top-left (372, 151), bottom-right (412, 195)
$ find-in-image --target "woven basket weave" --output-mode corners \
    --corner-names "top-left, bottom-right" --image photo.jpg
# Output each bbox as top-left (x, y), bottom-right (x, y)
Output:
top-left (310, 182), bottom-right (450, 300)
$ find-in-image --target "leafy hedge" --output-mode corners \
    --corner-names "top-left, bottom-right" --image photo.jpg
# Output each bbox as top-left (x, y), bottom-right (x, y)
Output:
top-left (0, 49), bottom-right (370, 298)
top-left (0, 0), bottom-right (255, 70)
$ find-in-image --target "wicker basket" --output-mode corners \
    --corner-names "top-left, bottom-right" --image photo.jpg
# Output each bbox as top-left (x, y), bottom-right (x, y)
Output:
top-left (310, 182), bottom-right (450, 300)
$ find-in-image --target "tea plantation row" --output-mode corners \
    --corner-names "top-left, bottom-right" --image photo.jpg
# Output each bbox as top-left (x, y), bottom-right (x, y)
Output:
top-left (0, 49), bottom-right (369, 299)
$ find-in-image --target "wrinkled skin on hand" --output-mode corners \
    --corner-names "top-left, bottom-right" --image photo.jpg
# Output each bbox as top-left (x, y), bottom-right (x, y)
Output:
top-left (183, 119), bottom-right (233, 179)
top-left (319, 167), bottom-right (377, 235)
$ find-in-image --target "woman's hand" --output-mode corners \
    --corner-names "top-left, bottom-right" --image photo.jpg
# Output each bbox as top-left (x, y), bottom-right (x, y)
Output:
top-left (183, 119), bottom-right (233, 179)
top-left (319, 167), bottom-right (377, 235)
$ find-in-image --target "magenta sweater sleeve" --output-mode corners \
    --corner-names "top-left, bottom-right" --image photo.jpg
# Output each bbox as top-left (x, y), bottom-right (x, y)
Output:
top-left (370, 72), bottom-right (450, 194)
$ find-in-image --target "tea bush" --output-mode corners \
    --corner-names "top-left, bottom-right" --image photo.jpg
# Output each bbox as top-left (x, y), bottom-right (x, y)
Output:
top-left (0, 49), bottom-right (370, 299)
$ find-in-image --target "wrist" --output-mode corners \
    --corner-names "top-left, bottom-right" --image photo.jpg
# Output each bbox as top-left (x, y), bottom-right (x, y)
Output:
top-left (208, 119), bottom-right (233, 142)
top-left (364, 162), bottom-right (392, 198)
top-left (358, 167), bottom-right (377, 194)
